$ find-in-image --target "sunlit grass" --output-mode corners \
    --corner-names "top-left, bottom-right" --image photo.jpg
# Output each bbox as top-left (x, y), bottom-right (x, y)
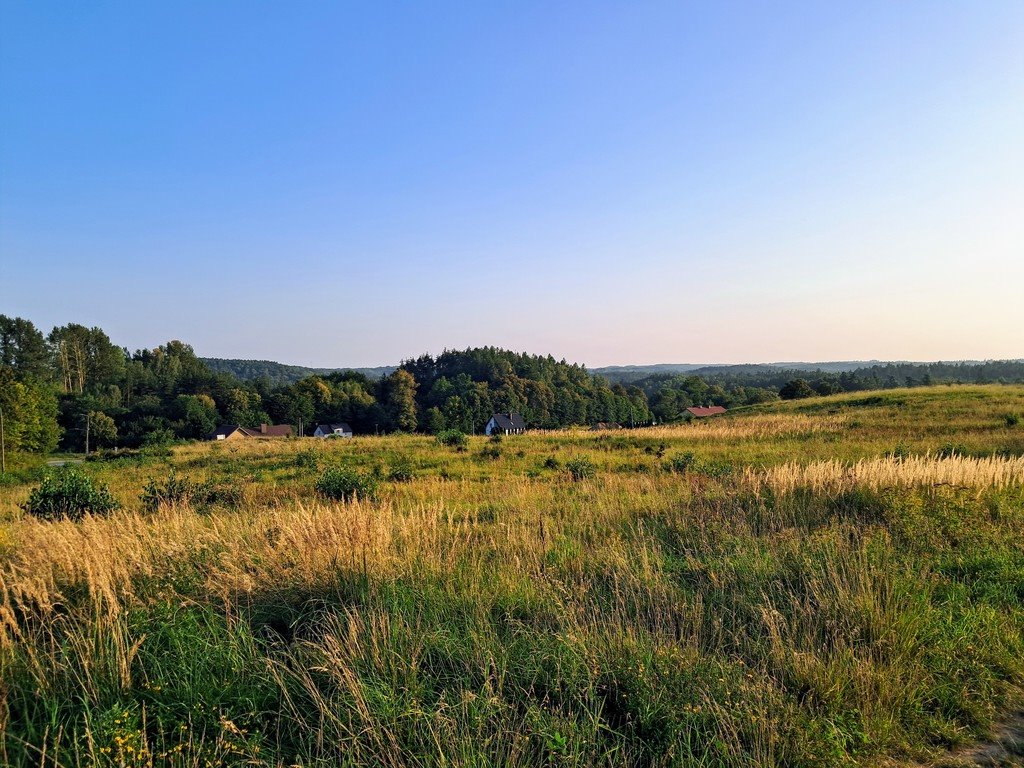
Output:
top-left (1, 384), bottom-right (1023, 766)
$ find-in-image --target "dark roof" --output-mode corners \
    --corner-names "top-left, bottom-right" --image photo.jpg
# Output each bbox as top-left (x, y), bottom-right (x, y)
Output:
top-left (489, 412), bottom-right (526, 430)
top-left (207, 424), bottom-right (243, 439)
top-left (257, 424), bottom-right (294, 437)
top-left (316, 423), bottom-right (352, 433)
top-left (686, 406), bottom-right (727, 417)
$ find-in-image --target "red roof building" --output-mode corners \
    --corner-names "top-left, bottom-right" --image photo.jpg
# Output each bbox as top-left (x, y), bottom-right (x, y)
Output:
top-left (685, 406), bottom-right (727, 418)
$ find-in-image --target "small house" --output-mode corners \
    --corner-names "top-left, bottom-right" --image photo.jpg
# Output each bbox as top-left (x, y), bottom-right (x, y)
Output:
top-left (685, 406), bottom-right (727, 418)
top-left (485, 412), bottom-right (526, 436)
top-left (313, 423), bottom-right (354, 439)
top-left (208, 423), bottom-right (293, 440)
top-left (590, 422), bottom-right (623, 431)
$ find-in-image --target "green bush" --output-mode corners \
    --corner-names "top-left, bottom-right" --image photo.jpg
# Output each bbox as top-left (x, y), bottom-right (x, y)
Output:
top-left (436, 430), bottom-right (468, 450)
top-left (141, 472), bottom-right (242, 512)
top-left (478, 445), bottom-right (502, 461)
top-left (387, 456), bottom-right (415, 483)
top-left (936, 442), bottom-right (969, 458)
top-left (141, 471), bottom-right (198, 511)
top-left (886, 443), bottom-right (912, 460)
top-left (22, 466), bottom-right (118, 521)
top-left (1005, 413), bottom-right (1020, 428)
top-left (542, 455), bottom-right (561, 470)
top-left (565, 456), bottom-right (596, 481)
top-left (201, 483), bottom-right (242, 508)
top-left (316, 466), bottom-right (379, 502)
top-left (294, 448), bottom-right (322, 470)
top-left (666, 452), bottom-right (698, 473)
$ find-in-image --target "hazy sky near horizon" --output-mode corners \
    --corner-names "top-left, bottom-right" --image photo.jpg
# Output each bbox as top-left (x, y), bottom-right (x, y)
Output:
top-left (2, 2), bottom-right (1023, 367)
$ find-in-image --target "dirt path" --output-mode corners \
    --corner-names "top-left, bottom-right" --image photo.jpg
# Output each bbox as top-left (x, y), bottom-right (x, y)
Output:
top-left (921, 709), bottom-right (1024, 767)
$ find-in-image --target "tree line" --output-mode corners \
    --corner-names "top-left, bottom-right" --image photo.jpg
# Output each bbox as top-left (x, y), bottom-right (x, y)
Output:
top-left (3, 313), bottom-right (1022, 456)
top-left (0, 318), bottom-right (652, 453)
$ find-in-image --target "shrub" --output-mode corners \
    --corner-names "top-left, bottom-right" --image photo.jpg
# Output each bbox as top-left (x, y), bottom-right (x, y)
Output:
top-left (886, 443), bottom-right (912, 460)
top-left (489, 432), bottom-right (503, 444)
top-left (565, 456), bottom-right (596, 481)
top-left (436, 430), bottom-right (468, 450)
top-left (1005, 413), bottom-right (1020, 428)
top-left (141, 472), bottom-right (242, 512)
top-left (387, 456), bottom-right (414, 483)
top-left (315, 466), bottom-right (378, 502)
top-left (666, 452), bottom-right (698, 473)
top-left (479, 445), bottom-right (502, 461)
top-left (543, 455), bottom-right (561, 470)
top-left (200, 483), bottom-right (242, 508)
top-left (22, 466), bottom-right (118, 521)
top-left (294, 448), bottom-right (322, 470)
top-left (141, 471), bottom-right (199, 512)
top-left (936, 442), bottom-right (968, 459)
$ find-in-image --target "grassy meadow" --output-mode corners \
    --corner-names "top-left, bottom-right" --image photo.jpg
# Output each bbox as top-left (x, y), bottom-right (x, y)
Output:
top-left (2, 384), bottom-right (1024, 767)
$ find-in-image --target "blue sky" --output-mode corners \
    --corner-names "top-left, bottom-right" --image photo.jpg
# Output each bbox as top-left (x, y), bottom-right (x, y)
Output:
top-left (2, 2), bottom-right (1022, 366)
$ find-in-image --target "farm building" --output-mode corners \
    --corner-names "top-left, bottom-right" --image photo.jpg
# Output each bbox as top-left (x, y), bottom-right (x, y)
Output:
top-left (485, 412), bottom-right (527, 436)
top-left (313, 423), bottom-right (354, 438)
top-left (685, 406), bottom-right (727, 418)
top-left (590, 422), bottom-right (623, 430)
top-left (207, 423), bottom-right (294, 440)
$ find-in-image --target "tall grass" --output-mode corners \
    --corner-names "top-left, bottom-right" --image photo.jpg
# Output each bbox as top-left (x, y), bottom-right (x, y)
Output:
top-left (748, 453), bottom-right (1024, 495)
top-left (2, 385), bottom-right (1024, 766)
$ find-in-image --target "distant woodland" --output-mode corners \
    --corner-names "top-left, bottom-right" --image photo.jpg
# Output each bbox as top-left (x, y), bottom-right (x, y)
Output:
top-left (2, 313), bottom-right (1023, 453)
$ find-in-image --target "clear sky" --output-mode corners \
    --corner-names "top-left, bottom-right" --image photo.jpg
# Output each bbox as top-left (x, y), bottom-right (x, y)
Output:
top-left (2, 2), bottom-right (1022, 367)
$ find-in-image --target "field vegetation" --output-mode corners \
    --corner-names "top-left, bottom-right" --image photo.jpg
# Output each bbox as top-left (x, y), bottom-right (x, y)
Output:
top-left (2, 385), bottom-right (1024, 766)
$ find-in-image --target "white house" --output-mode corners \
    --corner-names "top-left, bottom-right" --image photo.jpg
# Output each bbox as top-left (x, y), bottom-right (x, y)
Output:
top-left (485, 412), bottom-right (526, 436)
top-left (313, 422), bottom-right (354, 438)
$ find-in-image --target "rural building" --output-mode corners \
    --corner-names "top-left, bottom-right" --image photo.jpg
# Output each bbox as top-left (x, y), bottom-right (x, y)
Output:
top-left (485, 412), bottom-right (526, 436)
top-left (685, 406), bottom-right (727, 418)
top-left (590, 422), bottom-right (623, 430)
top-left (208, 423), bottom-right (294, 440)
top-left (313, 423), bottom-right (354, 438)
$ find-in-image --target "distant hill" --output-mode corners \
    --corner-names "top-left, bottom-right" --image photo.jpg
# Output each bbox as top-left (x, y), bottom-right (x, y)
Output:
top-left (593, 360), bottom-right (964, 383)
top-left (204, 357), bottom-right (1021, 387)
top-left (201, 358), bottom-right (395, 386)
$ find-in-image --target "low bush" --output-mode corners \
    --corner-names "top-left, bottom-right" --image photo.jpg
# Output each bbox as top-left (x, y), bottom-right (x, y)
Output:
top-left (387, 456), bottom-right (415, 483)
top-left (1006, 413), bottom-right (1020, 428)
top-left (294, 448), bottom-right (322, 470)
top-left (937, 442), bottom-right (969, 459)
top-left (141, 472), bottom-right (242, 512)
top-left (666, 452), bottom-right (698, 473)
top-left (478, 445), bottom-right (502, 461)
top-left (565, 456), bottom-right (596, 481)
top-left (542, 455), bottom-right (561, 470)
top-left (315, 466), bottom-right (379, 502)
top-left (22, 466), bottom-right (118, 521)
top-left (436, 430), bottom-right (468, 450)
top-left (886, 443), bottom-right (912, 460)
top-left (141, 471), bottom-right (198, 511)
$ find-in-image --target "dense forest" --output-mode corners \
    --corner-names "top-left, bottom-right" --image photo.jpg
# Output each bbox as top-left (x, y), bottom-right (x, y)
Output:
top-left (200, 358), bottom-right (394, 387)
top-left (0, 316), bottom-right (655, 452)
top-left (3, 313), bottom-right (1023, 455)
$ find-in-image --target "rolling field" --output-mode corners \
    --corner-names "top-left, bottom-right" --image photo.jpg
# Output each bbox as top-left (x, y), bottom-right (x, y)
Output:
top-left (2, 385), bottom-right (1024, 767)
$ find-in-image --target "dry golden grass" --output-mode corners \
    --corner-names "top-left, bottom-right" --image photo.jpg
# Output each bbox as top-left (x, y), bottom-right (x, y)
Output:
top-left (3, 385), bottom-right (1024, 767)
top-left (746, 454), bottom-right (1024, 495)
top-left (643, 412), bottom-right (850, 440)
